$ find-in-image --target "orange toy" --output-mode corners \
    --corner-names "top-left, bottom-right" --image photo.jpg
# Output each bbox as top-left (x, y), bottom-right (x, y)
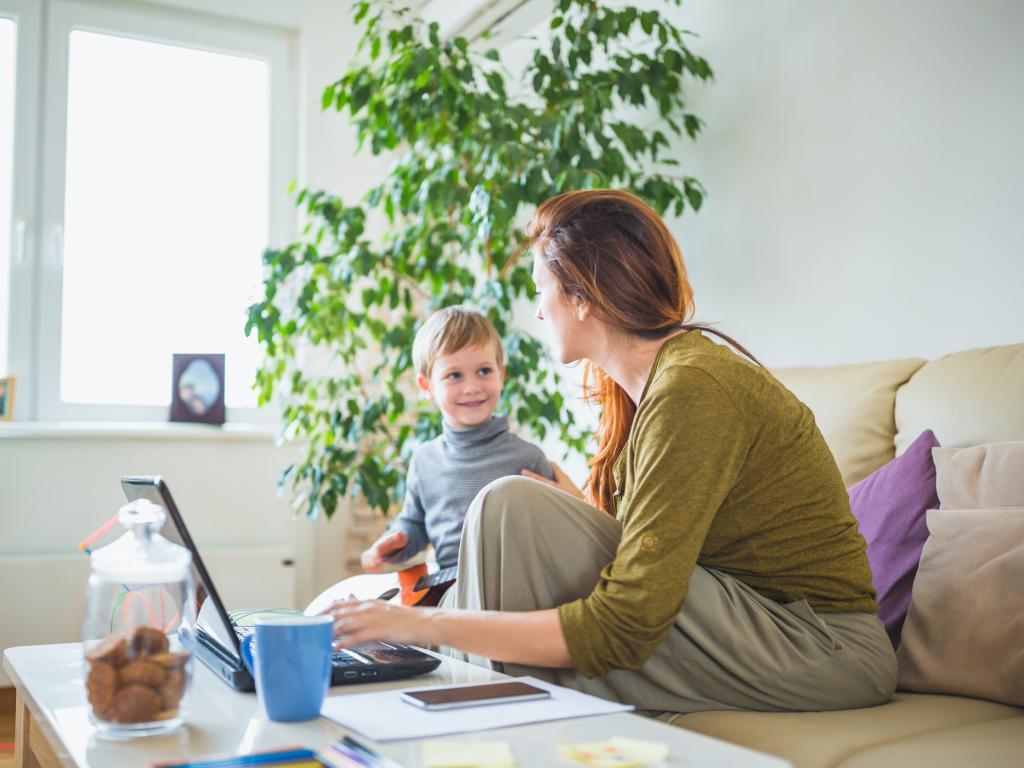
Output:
top-left (397, 564), bottom-right (430, 606)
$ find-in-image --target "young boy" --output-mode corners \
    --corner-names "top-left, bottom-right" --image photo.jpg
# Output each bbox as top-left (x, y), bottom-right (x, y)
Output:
top-left (360, 306), bottom-right (553, 602)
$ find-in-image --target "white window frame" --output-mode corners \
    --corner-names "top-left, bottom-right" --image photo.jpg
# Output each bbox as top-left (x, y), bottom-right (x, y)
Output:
top-left (5, 0), bottom-right (296, 423)
top-left (1, 0), bottom-right (43, 422)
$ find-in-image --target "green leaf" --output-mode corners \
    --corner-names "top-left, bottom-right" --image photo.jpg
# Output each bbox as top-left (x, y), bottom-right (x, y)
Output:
top-left (320, 85), bottom-right (334, 111)
top-left (685, 184), bottom-right (703, 210)
top-left (683, 113), bottom-right (702, 139)
top-left (641, 11), bottom-right (656, 35)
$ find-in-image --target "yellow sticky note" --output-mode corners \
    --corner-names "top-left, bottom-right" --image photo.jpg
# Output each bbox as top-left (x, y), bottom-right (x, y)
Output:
top-left (422, 739), bottom-right (516, 768)
top-left (557, 742), bottom-right (638, 767)
top-left (607, 737), bottom-right (669, 764)
top-left (556, 735), bottom-right (669, 767)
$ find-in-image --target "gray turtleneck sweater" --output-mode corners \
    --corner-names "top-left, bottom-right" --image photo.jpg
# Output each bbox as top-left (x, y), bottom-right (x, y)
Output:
top-left (385, 415), bottom-right (553, 569)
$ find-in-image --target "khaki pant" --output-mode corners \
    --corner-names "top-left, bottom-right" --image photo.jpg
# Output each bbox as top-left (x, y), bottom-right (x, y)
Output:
top-left (440, 476), bottom-right (897, 714)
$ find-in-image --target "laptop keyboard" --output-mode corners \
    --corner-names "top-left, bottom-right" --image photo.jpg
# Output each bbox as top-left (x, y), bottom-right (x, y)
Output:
top-left (234, 625), bottom-right (385, 669)
top-left (330, 652), bottom-right (364, 668)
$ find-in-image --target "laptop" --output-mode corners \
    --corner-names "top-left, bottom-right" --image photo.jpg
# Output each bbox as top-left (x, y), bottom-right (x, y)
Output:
top-left (120, 475), bottom-right (441, 692)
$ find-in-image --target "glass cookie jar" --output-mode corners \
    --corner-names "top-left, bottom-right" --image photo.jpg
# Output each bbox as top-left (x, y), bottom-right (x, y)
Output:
top-left (82, 499), bottom-right (196, 737)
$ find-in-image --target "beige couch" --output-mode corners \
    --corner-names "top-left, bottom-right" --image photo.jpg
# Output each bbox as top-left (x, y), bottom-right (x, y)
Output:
top-left (663, 342), bottom-right (1024, 767)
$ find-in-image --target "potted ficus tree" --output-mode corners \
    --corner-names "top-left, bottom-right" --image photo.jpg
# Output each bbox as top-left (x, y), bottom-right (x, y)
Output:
top-left (246, 0), bottom-right (712, 520)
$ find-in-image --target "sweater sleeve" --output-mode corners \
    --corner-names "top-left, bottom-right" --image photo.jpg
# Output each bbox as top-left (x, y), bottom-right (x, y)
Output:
top-left (383, 455), bottom-right (430, 563)
top-left (528, 447), bottom-right (555, 481)
top-left (557, 366), bottom-right (752, 678)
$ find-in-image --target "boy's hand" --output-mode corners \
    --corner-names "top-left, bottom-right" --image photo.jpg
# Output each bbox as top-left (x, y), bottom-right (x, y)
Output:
top-left (360, 530), bottom-right (409, 572)
top-left (521, 461), bottom-right (584, 500)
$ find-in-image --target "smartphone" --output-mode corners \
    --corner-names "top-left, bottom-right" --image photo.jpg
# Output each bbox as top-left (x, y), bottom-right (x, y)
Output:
top-left (400, 681), bottom-right (551, 710)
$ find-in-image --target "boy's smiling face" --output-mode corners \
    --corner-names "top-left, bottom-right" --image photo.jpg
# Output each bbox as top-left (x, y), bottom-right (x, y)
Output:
top-left (418, 343), bottom-right (504, 430)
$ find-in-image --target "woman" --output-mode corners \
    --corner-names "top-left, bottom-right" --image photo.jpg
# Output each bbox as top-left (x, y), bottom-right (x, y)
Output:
top-left (325, 189), bottom-right (897, 713)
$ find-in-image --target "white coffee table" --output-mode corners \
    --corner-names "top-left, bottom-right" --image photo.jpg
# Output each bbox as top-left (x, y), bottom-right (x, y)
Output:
top-left (4, 643), bottom-right (789, 767)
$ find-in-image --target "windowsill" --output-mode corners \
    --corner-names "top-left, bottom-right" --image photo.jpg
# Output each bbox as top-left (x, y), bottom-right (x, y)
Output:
top-left (0, 421), bottom-right (279, 441)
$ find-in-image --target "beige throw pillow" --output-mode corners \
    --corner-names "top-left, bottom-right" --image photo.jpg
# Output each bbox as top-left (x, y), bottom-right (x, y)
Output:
top-left (932, 442), bottom-right (1024, 509)
top-left (894, 342), bottom-right (1024, 456)
top-left (896, 507), bottom-right (1024, 706)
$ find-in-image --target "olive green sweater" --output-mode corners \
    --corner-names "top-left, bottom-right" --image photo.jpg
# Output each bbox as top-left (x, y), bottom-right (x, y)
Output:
top-left (558, 331), bottom-right (876, 679)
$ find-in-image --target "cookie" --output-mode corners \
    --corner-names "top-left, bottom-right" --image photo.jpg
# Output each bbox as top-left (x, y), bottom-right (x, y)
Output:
top-left (85, 661), bottom-right (117, 717)
top-left (119, 659), bottom-right (166, 687)
top-left (130, 626), bottom-right (169, 657)
top-left (86, 635), bottom-right (129, 668)
top-left (112, 684), bottom-right (162, 724)
top-left (159, 669), bottom-right (186, 711)
top-left (149, 651), bottom-right (190, 671)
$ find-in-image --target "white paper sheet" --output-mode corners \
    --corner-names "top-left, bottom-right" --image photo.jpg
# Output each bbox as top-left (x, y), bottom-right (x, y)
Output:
top-left (319, 676), bottom-right (634, 742)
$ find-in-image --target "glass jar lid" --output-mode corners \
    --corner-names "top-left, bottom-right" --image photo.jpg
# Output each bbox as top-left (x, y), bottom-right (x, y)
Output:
top-left (90, 499), bottom-right (192, 584)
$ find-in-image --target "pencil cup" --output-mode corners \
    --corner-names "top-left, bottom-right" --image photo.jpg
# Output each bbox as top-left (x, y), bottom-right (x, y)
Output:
top-left (241, 615), bottom-right (333, 722)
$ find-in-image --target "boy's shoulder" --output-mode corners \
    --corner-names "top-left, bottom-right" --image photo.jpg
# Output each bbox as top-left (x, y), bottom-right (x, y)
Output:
top-left (504, 430), bottom-right (552, 479)
top-left (409, 433), bottom-right (445, 462)
top-left (504, 429), bottom-right (546, 455)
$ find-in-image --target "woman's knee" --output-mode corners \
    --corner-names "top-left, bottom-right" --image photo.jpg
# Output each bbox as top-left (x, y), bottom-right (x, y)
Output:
top-left (467, 476), bottom-right (545, 531)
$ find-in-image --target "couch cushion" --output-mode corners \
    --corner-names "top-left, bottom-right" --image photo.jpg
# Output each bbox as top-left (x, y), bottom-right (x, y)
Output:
top-left (847, 430), bottom-right (940, 649)
top-left (837, 715), bottom-right (1024, 768)
top-left (933, 441), bottom-right (1024, 509)
top-left (664, 693), bottom-right (1022, 768)
top-left (897, 507), bottom-right (1024, 706)
top-left (894, 343), bottom-right (1024, 456)
top-left (774, 358), bottom-right (925, 486)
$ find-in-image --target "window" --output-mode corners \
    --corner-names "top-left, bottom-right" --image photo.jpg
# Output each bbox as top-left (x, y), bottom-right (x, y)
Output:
top-left (0, 16), bottom-right (14, 365)
top-left (3, 0), bottom-right (295, 422)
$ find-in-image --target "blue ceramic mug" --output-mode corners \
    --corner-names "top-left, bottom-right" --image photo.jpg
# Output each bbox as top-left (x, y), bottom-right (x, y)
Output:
top-left (240, 615), bottom-right (333, 722)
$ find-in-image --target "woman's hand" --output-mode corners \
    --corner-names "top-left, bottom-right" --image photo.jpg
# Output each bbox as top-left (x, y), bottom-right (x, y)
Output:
top-left (521, 461), bottom-right (584, 500)
top-left (360, 530), bottom-right (409, 572)
top-left (319, 600), bottom-right (574, 668)
top-left (319, 598), bottom-right (428, 649)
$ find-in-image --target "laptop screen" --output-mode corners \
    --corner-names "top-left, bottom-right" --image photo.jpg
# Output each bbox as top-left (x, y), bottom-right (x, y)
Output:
top-left (121, 475), bottom-right (241, 655)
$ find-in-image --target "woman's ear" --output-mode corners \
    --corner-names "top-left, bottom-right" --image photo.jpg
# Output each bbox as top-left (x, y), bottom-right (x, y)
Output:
top-left (575, 300), bottom-right (591, 323)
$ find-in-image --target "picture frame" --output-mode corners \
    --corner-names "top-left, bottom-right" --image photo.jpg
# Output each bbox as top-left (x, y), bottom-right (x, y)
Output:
top-left (0, 376), bottom-right (14, 421)
top-left (170, 354), bottom-right (225, 425)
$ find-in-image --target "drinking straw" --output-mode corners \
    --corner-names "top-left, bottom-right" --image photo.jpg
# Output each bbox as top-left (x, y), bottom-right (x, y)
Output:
top-left (78, 513), bottom-right (120, 555)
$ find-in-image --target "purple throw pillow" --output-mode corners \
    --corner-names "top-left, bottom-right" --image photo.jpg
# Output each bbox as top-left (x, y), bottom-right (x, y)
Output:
top-left (848, 429), bottom-right (940, 649)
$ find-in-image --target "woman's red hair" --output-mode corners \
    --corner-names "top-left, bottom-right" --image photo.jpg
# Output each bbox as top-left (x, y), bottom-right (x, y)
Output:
top-left (525, 189), bottom-right (757, 514)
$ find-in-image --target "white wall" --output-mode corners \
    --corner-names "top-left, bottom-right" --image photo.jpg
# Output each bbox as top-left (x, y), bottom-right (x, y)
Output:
top-left (662, 0), bottom-right (1024, 366)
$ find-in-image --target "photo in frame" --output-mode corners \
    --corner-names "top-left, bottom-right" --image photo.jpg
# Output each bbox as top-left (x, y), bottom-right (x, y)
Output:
top-left (170, 354), bottom-right (225, 425)
top-left (0, 376), bottom-right (14, 421)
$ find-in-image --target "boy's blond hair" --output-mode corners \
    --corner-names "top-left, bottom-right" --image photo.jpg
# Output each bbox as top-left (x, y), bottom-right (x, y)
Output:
top-left (412, 306), bottom-right (505, 379)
